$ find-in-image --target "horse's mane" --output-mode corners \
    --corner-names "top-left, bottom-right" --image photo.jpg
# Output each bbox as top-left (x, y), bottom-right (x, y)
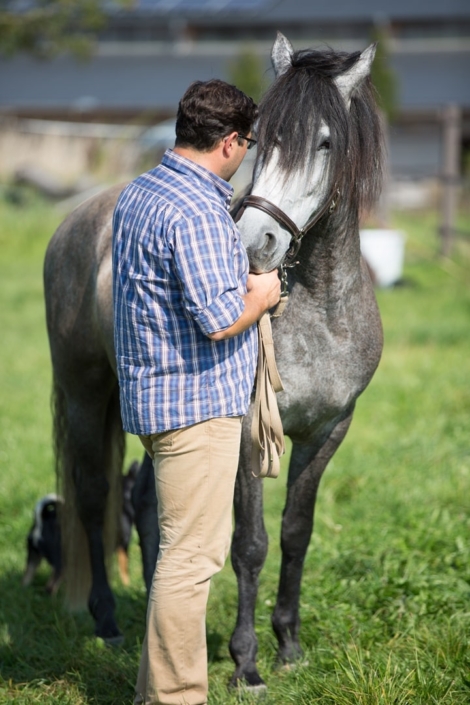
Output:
top-left (256, 47), bottom-right (385, 229)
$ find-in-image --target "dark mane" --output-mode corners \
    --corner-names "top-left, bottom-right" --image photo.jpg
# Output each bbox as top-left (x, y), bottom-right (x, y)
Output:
top-left (256, 47), bottom-right (385, 228)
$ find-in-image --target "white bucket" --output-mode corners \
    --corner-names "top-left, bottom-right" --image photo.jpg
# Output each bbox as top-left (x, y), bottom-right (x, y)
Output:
top-left (359, 229), bottom-right (406, 288)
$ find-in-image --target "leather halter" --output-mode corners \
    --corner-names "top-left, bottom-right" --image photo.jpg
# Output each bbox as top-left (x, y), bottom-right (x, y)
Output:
top-left (237, 187), bottom-right (339, 266)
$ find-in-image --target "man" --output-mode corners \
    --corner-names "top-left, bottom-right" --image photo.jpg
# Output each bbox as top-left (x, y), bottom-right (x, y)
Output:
top-left (112, 79), bottom-right (280, 705)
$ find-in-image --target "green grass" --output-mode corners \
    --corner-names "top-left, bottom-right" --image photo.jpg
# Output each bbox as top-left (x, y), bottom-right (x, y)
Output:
top-left (0, 196), bottom-right (469, 704)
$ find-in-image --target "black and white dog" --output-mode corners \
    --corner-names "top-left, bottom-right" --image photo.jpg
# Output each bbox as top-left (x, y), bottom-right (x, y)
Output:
top-left (23, 493), bottom-right (63, 594)
top-left (23, 460), bottom-right (141, 593)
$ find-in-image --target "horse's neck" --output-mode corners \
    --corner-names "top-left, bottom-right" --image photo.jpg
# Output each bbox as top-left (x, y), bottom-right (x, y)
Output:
top-left (293, 219), bottom-right (362, 303)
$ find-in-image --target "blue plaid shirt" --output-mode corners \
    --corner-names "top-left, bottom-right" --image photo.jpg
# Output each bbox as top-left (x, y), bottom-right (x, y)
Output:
top-left (112, 149), bottom-right (257, 435)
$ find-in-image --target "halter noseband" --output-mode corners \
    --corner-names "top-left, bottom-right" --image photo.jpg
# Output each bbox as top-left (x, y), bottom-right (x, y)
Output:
top-left (236, 187), bottom-right (339, 267)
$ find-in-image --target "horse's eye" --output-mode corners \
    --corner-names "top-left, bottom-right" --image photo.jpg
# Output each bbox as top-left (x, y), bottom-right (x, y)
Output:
top-left (318, 140), bottom-right (331, 151)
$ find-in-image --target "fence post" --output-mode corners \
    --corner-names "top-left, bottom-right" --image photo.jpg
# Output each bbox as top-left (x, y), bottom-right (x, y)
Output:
top-left (440, 104), bottom-right (461, 257)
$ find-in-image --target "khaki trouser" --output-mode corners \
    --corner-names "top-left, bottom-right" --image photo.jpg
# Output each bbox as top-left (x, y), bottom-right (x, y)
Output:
top-left (135, 416), bottom-right (243, 705)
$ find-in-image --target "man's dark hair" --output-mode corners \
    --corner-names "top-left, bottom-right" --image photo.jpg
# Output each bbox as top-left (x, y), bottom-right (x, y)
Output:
top-left (175, 79), bottom-right (258, 152)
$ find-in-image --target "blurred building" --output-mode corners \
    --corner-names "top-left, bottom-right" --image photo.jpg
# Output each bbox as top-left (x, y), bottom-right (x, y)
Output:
top-left (0, 0), bottom-right (469, 195)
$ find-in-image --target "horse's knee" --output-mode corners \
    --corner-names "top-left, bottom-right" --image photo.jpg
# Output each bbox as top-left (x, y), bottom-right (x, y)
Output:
top-left (231, 526), bottom-right (268, 575)
top-left (280, 515), bottom-right (313, 561)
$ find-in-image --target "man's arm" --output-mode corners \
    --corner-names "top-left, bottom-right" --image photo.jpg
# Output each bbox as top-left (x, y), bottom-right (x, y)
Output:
top-left (208, 270), bottom-right (281, 341)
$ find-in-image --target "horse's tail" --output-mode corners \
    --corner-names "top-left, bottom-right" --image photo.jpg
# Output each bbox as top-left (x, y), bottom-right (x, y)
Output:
top-left (52, 376), bottom-right (125, 611)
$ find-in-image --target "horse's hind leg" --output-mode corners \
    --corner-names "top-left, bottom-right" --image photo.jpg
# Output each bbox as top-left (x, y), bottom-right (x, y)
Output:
top-left (272, 413), bottom-right (353, 665)
top-left (229, 424), bottom-right (268, 690)
top-left (60, 374), bottom-right (124, 642)
top-left (132, 451), bottom-right (159, 595)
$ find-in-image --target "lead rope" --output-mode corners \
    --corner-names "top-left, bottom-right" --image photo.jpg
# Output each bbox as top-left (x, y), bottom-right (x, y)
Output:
top-left (250, 268), bottom-right (289, 479)
top-left (251, 311), bottom-right (285, 478)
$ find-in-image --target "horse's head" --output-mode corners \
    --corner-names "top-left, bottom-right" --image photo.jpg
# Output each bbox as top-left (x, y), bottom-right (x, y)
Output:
top-left (236, 33), bottom-right (383, 272)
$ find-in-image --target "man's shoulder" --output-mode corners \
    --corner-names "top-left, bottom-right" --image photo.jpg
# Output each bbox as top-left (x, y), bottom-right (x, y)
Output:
top-left (141, 167), bottom-right (229, 220)
top-left (115, 163), bottom-right (234, 238)
top-left (115, 168), bottom-right (183, 226)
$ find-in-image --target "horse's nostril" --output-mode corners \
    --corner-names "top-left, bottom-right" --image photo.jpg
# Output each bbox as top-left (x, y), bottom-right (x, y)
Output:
top-left (264, 232), bottom-right (276, 253)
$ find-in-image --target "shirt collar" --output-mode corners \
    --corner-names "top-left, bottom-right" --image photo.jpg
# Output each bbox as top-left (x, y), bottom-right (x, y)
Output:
top-left (162, 149), bottom-right (234, 209)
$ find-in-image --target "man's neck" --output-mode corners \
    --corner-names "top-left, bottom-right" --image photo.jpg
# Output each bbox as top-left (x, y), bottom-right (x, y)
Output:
top-left (173, 145), bottom-right (225, 180)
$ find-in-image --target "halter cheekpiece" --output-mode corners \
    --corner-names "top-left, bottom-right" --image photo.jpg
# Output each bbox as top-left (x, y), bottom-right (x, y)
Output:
top-left (237, 187), bottom-right (339, 268)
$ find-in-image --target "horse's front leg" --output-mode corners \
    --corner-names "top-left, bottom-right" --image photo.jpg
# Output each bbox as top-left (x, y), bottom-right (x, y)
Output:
top-left (229, 420), bottom-right (268, 690)
top-left (272, 412), bottom-right (353, 665)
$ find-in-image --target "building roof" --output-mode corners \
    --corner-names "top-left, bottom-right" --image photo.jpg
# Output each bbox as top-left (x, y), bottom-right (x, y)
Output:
top-left (1, 1), bottom-right (469, 115)
top-left (119, 0), bottom-right (469, 21)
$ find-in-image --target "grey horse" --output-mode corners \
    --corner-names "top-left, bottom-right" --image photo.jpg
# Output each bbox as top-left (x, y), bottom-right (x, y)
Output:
top-left (43, 32), bottom-right (384, 687)
top-left (227, 33), bottom-right (384, 687)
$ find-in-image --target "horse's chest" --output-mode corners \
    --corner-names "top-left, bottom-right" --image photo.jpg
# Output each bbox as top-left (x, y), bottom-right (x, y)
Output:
top-left (280, 332), bottom-right (359, 405)
top-left (273, 313), bottom-right (380, 437)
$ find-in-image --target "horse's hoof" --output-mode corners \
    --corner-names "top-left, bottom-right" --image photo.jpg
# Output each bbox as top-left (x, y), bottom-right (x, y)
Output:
top-left (243, 684), bottom-right (268, 698)
top-left (229, 671), bottom-right (267, 695)
top-left (233, 682), bottom-right (268, 698)
top-left (276, 658), bottom-right (309, 672)
top-left (274, 640), bottom-right (305, 669)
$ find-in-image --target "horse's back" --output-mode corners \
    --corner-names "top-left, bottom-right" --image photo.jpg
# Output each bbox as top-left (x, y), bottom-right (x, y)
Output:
top-left (44, 184), bottom-right (125, 383)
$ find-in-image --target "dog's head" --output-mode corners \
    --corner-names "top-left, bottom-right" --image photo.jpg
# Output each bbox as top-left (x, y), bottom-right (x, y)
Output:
top-left (23, 494), bottom-right (63, 593)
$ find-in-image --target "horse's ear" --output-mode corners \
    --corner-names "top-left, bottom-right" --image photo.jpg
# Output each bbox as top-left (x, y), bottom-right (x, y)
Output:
top-left (334, 43), bottom-right (377, 106)
top-left (271, 32), bottom-right (294, 77)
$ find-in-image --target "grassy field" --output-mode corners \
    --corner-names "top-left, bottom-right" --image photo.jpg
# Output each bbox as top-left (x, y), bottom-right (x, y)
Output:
top-left (0, 193), bottom-right (469, 704)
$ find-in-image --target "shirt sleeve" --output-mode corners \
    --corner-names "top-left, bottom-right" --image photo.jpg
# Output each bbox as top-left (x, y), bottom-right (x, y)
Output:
top-left (169, 210), bottom-right (246, 336)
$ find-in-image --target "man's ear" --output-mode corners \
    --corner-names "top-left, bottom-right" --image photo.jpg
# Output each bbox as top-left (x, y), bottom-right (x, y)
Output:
top-left (222, 131), bottom-right (238, 155)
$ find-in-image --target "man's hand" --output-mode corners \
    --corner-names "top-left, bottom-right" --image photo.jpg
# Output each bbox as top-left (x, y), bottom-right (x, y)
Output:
top-left (246, 270), bottom-right (281, 312)
top-left (208, 269), bottom-right (281, 341)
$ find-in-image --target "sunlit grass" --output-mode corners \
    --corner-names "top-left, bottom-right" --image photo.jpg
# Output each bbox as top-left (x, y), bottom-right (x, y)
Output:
top-left (0, 197), bottom-right (469, 703)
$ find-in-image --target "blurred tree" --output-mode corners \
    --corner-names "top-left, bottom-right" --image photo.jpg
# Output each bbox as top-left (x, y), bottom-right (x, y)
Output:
top-left (369, 23), bottom-right (399, 225)
top-left (228, 45), bottom-right (266, 104)
top-left (0, 0), bottom-right (129, 59)
top-left (370, 24), bottom-right (399, 123)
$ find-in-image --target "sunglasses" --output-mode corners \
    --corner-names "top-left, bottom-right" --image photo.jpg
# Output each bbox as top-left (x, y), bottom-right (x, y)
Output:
top-left (238, 135), bottom-right (257, 150)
